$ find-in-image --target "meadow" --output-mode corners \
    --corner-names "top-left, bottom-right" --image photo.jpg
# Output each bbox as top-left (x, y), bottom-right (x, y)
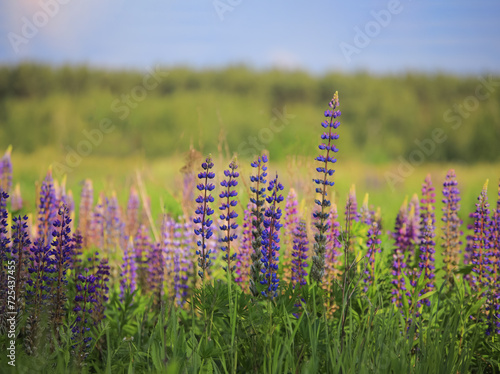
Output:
top-left (0, 65), bottom-right (499, 373)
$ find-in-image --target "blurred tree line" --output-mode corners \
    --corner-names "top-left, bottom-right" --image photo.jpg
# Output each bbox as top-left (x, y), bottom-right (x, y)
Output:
top-left (0, 63), bottom-right (498, 163)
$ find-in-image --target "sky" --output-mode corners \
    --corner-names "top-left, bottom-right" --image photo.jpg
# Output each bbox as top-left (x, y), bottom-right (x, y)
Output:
top-left (0, 0), bottom-right (499, 75)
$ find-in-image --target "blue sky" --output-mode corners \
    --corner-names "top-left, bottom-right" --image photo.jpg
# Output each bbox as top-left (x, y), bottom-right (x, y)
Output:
top-left (1, 0), bottom-right (499, 75)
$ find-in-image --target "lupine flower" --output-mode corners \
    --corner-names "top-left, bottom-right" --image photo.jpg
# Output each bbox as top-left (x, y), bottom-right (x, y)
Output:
top-left (249, 154), bottom-right (268, 296)
top-left (363, 221), bottom-right (381, 292)
top-left (11, 183), bottom-right (22, 211)
top-left (93, 257), bottom-right (110, 323)
top-left (441, 169), bottom-right (463, 280)
top-left (488, 180), bottom-right (500, 334)
top-left (37, 168), bottom-right (58, 245)
top-left (420, 174), bottom-right (435, 233)
top-left (311, 92), bottom-right (340, 284)
top-left (193, 155), bottom-right (215, 280)
top-left (470, 180), bottom-right (493, 296)
top-left (126, 186), bottom-right (140, 237)
top-left (391, 200), bottom-right (410, 308)
top-left (260, 174), bottom-right (284, 298)
top-left (78, 179), bottom-right (93, 248)
top-left (0, 191), bottom-right (10, 317)
top-left (71, 268), bottom-right (97, 361)
top-left (70, 232), bottom-right (83, 285)
top-left (360, 193), bottom-right (374, 225)
top-left (104, 193), bottom-right (122, 253)
top-left (180, 219), bottom-right (194, 305)
top-left (0, 146), bottom-right (13, 194)
top-left (407, 197), bottom-right (421, 286)
top-left (219, 160), bottom-right (239, 273)
top-left (51, 205), bottom-right (73, 328)
top-left (134, 224), bottom-right (151, 290)
top-left (235, 203), bottom-right (253, 290)
top-left (345, 184), bottom-right (360, 226)
top-left (11, 215), bottom-right (32, 312)
top-left (120, 238), bottom-right (137, 299)
top-left (148, 242), bottom-right (165, 306)
top-left (282, 188), bottom-right (299, 284)
top-left (90, 193), bottom-right (105, 249)
top-left (417, 215), bottom-right (436, 308)
top-left (291, 219), bottom-right (308, 289)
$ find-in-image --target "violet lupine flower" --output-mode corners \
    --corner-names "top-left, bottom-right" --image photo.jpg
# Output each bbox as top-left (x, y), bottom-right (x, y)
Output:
top-left (71, 268), bottom-right (97, 361)
top-left (120, 238), bottom-right (137, 299)
top-left (78, 179), bottom-right (93, 248)
top-left (407, 197), bottom-right (421, 287)
top-left (11, 183), bottom-right (22, 211)
top-left (363, 221), bottom-right (382, 292)
top-left (235, 203), bottom-right (253, 290)
top-left (260, 174), bottom-right (284, 299)
top-left (345, 184), bottom-right (360, 226)
top-left (70, 232), bottom-right (83, 285)
top-left (193, 156), bottom-right (215, 280)
top-left (0, 191), bottom-right (10, 317)
top-left (104, 193), bottom-right (122, 253)
top-left (249, 154), bottom-right (268, 297)
top-left (93, 257), bottom-right (110, 323)
top-left (282, 188), bottom-right (299, 284)
top-left (311, 92), bottom-right (340, 284)
top-left (470, 180), bottom-right (493, 296)
top-left (420, 174), bottom-right (435, 234)
top-left (90, 194), bottom-right (105, 249)
top-left (360, 193), bottom-right (374, 225)
top-left (441, 169), bottom-right (463, 281)
top-left (488, 180), bottom-right (500, 335)
top-left (11, 215), bottom-right (32, 312)
top-left (37, 169), bottom-right (58, 245)
top-left (51, 204), bottom-right (73, 328)
top-left (291, 219), bottom-right (308, 289)
top-left (148, 242), bottom-right (165, 306)
top-left (219, 160), bottom-right (239, 273)
top-left (417, 215), bottom-right (436, 308)
top-left (126, 186), bottom-right (140, 237)
top-left (391, 201), bottom-right (410, 308)
top-left (0, 146), bottom-right (13, 194)
top-left (134, 224), bottom-right (151, 290)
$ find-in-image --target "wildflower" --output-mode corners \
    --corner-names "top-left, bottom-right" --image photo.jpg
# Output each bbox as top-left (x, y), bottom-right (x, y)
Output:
top-left (79, 179), bottom-right (93, 248)
top-left (219, 159), bottom-right (239, 273)
top-left (126, 186), bottom-right (140, 237)
top-left (37, 168), bottom-right (58, 245)
top-left (120, 238), bottom-right (137, 299)
top-left (282, 188), bottom-right (299, 283)
top-left (260, 174), bottom-right (284, 298)
top-left (418, 215), bottom-right (436, 308)
top-left (193, 155), bottom-right (215, 280)
top-left (291, 219), bottom-right (309, 289)
top-left (11, 183), bottom-right (22, 211)
top-left (364, 221), bottom-right (382, 291)
top-left (235, 203), bottom-right (253, 290)
top-left (391, 200), bottom-right (410, 308)
top-left (311, 92), bottom-right (340, 284)
top-left (0, 146), bottom-right (13, 193)
top-left (323, 203), bottom-right (343, 294)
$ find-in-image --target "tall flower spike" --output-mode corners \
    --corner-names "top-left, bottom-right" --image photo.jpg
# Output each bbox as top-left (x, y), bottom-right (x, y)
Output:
top-left (11, 183), bottom-right (22, 211)
top-left (311, 92), bottom-right (340, 284)
top-left (219, 159), bottom-right (239, 273)
top-left (37, 168), bottom-right (58, 245)
top-left (283, 188), bottom-right (299, 284)
top-left (441, 169), bottom-right (463, 281)
top-left (291, 219), bottom-right (309, 289)
top-left (363, 221), bottom-right (381, 292)
top-left (93, 257), bottom-right (110, 323)
top-left (0, 191), bottom-right (10, 318)
top-left (418, 214), bottom-right (436, 309)
top-left (193, 155), bottom-right (215, 280)
top-left (260, 174), bottom-right (284, 299)
top-left (360, 193), bottom-right (373, 225)
top-left (345, 184), bottom-right (360, 225)
top-left (235, 202), bottom-right (253, 290)
top-left (470, 180), bottom-right (493, 296)
top-left (121, 238), bottom-right (137, 299)
top-left (78, 179), bottom-right (93, 248)
top-left (11, 215), bottom-right (32, 312)
top-left (489, 180), bottom-right (500, 335)
top-left (249, 154), bottom-right (268, 297)
top-left (0, 145), bottom-right (13, 194)
top-left (126, 186), bottom-right (140, 237)
top-left (323, 203), bottom-right (343, 297)
top-left (391, 199), bottom-right (410, 308)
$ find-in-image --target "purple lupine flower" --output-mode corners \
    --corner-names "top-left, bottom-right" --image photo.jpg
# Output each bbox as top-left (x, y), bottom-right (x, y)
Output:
top-left (282, 188), bottom-right (299, 284)
top-left (70, 232), bottom-right (83, 286)
top-left (126, 186), bottom-right (140, 237)
top-left (134, 224), bottom-right (151, 290)
top-left (148, 242), bottom-right (165, 306)
top-left (364, 221), bottom-right (382, 292)
top-left (71, 268), bottom-right (97, 361)
top-left (163, 216), bottom-right (176, 299)
top-left (441, 169), bottom-right (463, 280)
top-left (193, 155), bottom-right (215, 280)
top-left (249, 154), bottom-right (268, 296)
top-left (391, 200), bottom-right (410, 308)
top-left (0, 191), bottom-right (10, 317)
top-left (219, 160), bottom-right (239, 273)
top-left (470, 180), bottom-right (493, 296)
top-left (291, 219), bottom-right (308, 289)
top-left (360, 193), bottom-right (374, 225)
top-left (417, 215), bottom-right (436, 308)
top-left (345, 184), bottom-right (360, 225)
top-left (323, 203), bottom-right (343, 296)
top-left (11, 215), bottom-right (32, 312)
top-left (120, 238), bottom-right (137, 299)
top-left (104, 193), bottom-right (122, 253)
top-left (90, 193), bottom-right (105, 249)
top-left (489, 180), bottom-right (500, 334)
top-left (420, 174), bottom-right (435, 233)
top-left (0, 146), bottom-right (13, 194)
top-left (463, 212), bottom-right (475, 288)
top-left (11, 183), bottom-right (22, 211)
top-left (78, 179), bottom-right (93, 248)
top-left (37, 169), bottom-right (58, 245)
top-left (93, 257), bottom-right (110, 323)
top-left (407, 196), bottom-right (421, 287)
top-left (260, 174), bottom-right (284, 298)
top-left (311, 92), bottom-right (340, 284)
top-left (51, 204), bottom-right (73, 327)
top-left (179, 219), bottom-right (193, 305)
top-left (235, 202), bottom-right (253, 290)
